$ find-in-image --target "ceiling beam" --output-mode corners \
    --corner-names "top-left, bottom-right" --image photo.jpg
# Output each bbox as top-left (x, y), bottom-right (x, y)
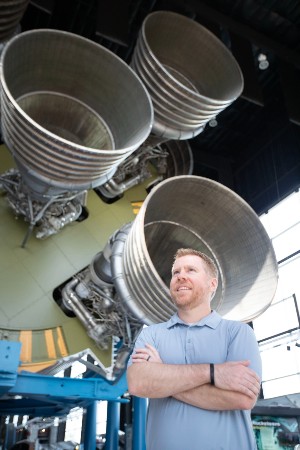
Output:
top-left (175, 0), bottom-right (300, 69)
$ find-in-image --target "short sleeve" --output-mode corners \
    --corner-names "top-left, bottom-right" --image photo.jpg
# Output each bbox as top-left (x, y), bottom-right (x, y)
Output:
top-left (127, 325), bottom-right (153, 367)
top-left (227, 322), bottom-right (262, 379)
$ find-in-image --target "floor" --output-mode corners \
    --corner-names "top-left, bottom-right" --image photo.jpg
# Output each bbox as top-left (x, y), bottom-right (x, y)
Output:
top-left (0, 143), bottom-right (150, 372)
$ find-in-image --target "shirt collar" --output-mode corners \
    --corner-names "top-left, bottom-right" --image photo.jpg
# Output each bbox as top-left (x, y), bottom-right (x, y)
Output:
top-left (166, 310), bottom-right (222, 329)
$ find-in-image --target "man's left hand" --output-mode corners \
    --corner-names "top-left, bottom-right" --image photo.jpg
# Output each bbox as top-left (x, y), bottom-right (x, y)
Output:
top-left (132, 343), bottom-right (163, 363)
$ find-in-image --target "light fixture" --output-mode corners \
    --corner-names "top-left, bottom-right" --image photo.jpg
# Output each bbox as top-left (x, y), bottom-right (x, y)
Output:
top-left (258, 53), bottom-right (269, 70)
top-left (208, 118), bottom-right (218, 127)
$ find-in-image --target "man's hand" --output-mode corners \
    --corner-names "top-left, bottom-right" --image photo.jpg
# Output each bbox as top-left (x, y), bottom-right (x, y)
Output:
top-left (215, 360), bottom-right (260, 399)
top-left (132, 343), bottom-right (163, 363)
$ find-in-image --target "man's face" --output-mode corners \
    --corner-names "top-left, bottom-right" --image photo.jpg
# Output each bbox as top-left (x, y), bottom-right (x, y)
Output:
top-left (169, 254), bottom-right (217, 311)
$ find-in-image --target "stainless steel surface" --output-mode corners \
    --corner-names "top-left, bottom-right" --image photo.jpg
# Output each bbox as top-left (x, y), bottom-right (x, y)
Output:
top-left (97, 139), bottom-right (193, 199)
top-left (0, 0), bottom-right (29, 43)
top-left (159, 140), bottom-right (194, 177)
top-left (131, 11), bottom-right (244, 140)
top-left (0, 29), bottom-right (153, 197)
top-left (121, 175), bottom-right (278, 324)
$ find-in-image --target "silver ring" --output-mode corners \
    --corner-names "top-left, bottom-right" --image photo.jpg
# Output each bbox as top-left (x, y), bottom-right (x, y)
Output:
top-left (147, 355), bottom-right (151, 361)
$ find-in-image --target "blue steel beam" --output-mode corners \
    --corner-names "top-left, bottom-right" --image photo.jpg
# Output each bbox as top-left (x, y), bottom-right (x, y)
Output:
top-left (84, 401), bottom-right (97, 450)
top-left (0, 340), bottom-right (128, 416)
top-left (0, 342), bottom-right (148, 448)
top-left (133, 396), bottom-right (147, 450)
top-left (106, 401), bottom-right (120, 450)
top-left (10, 370), bottom-right (128, 401)
top-left (0, 397), bottom-right (92, 416)
top-left (0, 341), bottom-right (21, 395)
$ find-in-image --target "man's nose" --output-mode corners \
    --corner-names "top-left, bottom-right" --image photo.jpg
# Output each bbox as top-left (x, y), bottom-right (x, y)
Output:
top-left (177, 271), bottom-right (186, 280)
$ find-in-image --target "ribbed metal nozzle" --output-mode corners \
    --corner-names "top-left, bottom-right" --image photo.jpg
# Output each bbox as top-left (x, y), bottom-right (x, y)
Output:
top-left (0, 0), bottom-right (29, 43)
top-left (131, 11), bottom-right (244, 140)
top-left (117, 176), bottom-right (278, 324)
top-left (0, 29), bottom-right (153, 198)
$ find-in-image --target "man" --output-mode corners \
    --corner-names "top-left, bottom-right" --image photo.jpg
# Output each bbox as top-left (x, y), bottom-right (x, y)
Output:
top-left (127, 248), bottom-right (262, 450)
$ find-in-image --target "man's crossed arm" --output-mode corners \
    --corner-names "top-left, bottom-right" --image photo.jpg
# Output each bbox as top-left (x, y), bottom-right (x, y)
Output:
top-left (127, 344), bottom-right (261, 411)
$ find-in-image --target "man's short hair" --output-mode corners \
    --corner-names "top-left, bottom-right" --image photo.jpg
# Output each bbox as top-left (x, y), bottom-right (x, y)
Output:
top-left (173, 248), bottom-right (218, 279)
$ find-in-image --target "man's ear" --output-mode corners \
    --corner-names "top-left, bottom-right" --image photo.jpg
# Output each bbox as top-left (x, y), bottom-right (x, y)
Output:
top-left (210, 277), bottom-right (218, 293)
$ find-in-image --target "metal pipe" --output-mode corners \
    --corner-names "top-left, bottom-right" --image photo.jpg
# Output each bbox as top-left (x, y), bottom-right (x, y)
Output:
top-left (62, 278), bottom-right (106, 343)
top-left (106, 401), bottom-right (120, 450)
top-left (132, 396), bottom-right (147, 450)
top-left (84, 401), bottom-right (97, 450)
top-left (102, 174), bottom-right (146, 197)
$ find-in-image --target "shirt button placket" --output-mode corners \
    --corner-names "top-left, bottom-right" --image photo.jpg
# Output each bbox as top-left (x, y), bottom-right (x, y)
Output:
top-left (185, 327), bottom-right (193, 363)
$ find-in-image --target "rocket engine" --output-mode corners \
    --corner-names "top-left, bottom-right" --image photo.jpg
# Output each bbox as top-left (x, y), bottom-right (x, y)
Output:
top-left (60, 176), bottom-right (278, 378)
top-left (0, 11), bottom-right (243, 241)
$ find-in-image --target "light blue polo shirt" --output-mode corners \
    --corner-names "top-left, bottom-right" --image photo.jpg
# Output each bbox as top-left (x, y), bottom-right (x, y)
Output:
top-left (128, 310), bottom-right (262, 450)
